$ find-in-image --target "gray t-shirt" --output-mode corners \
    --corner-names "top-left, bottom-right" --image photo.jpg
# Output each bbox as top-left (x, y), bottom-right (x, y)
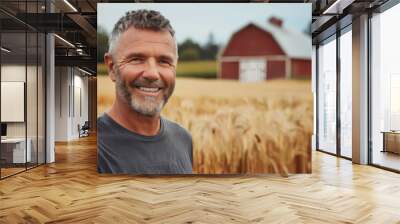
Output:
top-left (97, 113), bottom-right (193, 174)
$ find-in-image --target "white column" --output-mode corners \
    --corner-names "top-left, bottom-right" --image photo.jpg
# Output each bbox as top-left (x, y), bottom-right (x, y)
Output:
top-left (352, 14), bottom-right (369, 164)
top-left (46, 33), bottom-right (55, 163)
top-left (45, 0), bottom-right (55, 163)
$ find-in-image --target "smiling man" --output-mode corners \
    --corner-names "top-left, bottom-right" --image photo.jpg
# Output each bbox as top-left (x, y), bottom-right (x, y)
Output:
top-left (97, 10), bottom-right (193, 174)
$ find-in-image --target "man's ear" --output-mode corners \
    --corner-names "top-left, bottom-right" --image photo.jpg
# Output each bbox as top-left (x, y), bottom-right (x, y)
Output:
top-left (104, 53), bottom-right (116, 82)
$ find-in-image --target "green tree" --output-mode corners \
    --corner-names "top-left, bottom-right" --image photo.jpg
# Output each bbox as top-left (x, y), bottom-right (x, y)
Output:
top-left (202, 32), bottom-right (219, 60)
top-left (180, 47), bottom-right (201, 61)
top-left (97, 26), bottom-right (109, 63)
top-left (178, 38), bottom-right (202, 61)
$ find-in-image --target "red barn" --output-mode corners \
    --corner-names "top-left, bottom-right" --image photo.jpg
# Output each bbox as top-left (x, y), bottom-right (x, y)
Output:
top-left (218, 17), bottom-right (311, 82)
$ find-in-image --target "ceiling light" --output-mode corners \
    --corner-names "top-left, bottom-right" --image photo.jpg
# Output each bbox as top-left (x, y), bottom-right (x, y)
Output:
top-left (1, 47), bottom-right (11, 53)
top-left (63, 0), bottom-right (78, 12)
top-left (78, 67), bottom-right (93, 76)
top-left (54, 34), bottom-right (75, 48)
top-left (76, 48), bottom-right (86, 55)
top-left (323, 0), bottom-right (354, 15)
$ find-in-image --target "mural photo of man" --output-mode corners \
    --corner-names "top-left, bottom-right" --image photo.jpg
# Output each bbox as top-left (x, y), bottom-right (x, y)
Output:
top-left (97, 9), bottom-right (193, 174)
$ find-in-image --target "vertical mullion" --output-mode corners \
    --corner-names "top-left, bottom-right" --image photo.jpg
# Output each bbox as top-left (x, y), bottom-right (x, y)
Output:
top-left (336, 30), bottom-right (341, 157)
top-left (0, 21), bottom-right (2, 179)
top-left (316, 44), bottom-right (319, 151)
top-left (73, 68), bottom-right (75, 118)
top-left (69, 69), bottom-right (71, 117)
top-left (36, 0), bottom-right (39, 167)
top-left (25, 0), bottom-right (28, 171)
top-left (44, 0), bottom-right (47, 164)
top-left (367, 11), bottom-right (373, 165)
top-left (60, 67), bottom-right (62, 117)
top-left (44, 33), bottom-right (47, 164)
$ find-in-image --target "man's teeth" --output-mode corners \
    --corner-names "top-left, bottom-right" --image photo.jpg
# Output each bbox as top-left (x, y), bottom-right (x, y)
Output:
top-left (138, 87), bottom-right (160, 92)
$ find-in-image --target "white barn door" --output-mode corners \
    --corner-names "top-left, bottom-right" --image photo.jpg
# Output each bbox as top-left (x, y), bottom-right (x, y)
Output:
top-left (239, 58), bottom-right (266, 82)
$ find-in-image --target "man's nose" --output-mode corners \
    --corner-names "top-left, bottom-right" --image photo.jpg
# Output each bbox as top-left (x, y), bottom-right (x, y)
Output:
top-left (142, 59), bottom-right (160, 81)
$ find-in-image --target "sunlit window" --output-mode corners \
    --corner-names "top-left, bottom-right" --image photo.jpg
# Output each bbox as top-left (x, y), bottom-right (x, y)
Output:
top-left (340, 29), bottom-right (352, 158)
top-left (371, 2), bottom-right (400, 171)
top-left (317, 36), bottom-right (337, 154)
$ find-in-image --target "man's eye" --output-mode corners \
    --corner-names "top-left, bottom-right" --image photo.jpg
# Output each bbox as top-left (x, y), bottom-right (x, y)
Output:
top-left (129, 57), bottom-right (143, 63)
top-left (159, 60), bottom-right (171, 65)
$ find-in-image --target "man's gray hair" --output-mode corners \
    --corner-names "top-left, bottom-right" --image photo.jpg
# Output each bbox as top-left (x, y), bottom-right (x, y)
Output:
top-left (108, 9), bottom-right (176, 55)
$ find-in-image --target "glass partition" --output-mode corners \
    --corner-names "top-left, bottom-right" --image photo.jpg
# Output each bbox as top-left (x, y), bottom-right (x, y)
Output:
top-left (1, 31), bottom-right (28, 177)
top-left (339, 28), bottom-right (352, 158)
top-left (27, 31), bottom-right (38, 169)
top-left (317, 36), bottom-right (337, 154)
top-left (371, 3), bottom-right (400, 171)
top-left (37, 32), bottom-right (45, 165)
top-left (0, 1), bottom-right (46, 179)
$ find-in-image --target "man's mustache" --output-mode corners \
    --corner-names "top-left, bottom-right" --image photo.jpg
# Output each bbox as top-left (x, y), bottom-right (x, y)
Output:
top-left (129, 78), bottom-right (165, 89)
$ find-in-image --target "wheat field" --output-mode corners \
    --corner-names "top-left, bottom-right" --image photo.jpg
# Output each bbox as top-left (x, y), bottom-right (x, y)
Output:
top-left (97, 76), bottom-right (313, 175)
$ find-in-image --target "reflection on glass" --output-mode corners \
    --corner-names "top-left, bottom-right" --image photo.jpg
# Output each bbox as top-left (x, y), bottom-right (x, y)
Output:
top-left (0, 1), bottom-right (47, 179)
top-left (371, 3), bottom-right (400, 171)
top-left (38, 33), bottom-right (46, 165)
top-left (27, 31), bottom-right (38, 169)
top-left (318, 37), bottom-right (337, 154)
top-left (1, 31), bottom-right (27, 177)
top-left (390, 75), bottom-right (400, 130)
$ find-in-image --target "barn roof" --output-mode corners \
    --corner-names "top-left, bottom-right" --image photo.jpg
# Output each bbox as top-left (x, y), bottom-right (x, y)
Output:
top-left (253, 22), bottom-right (311, 59)
top-left (220, 21), bottom-right (311, 60)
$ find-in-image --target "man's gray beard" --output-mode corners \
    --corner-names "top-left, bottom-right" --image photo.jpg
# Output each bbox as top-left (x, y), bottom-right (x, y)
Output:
top-left (115, 74), bottom-right (166, 117)
top-left (130, 94), bottom-right (165, 117)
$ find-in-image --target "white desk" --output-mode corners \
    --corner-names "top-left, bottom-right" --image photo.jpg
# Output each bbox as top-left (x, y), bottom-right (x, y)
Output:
top-left (1, 138), bottom-right (31, 163)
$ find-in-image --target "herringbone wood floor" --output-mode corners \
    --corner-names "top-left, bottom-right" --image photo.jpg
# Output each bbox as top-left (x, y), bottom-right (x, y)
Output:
top-left (0, 135), bottom-right (400, 223)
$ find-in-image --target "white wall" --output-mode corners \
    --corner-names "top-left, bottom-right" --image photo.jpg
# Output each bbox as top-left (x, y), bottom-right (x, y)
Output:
top-left (1, 65), bottom-right (42, 138)
top-left (1, 65), bottom-right (26, 139)
top-left (54, 66), bottom-right (69, 141)
top-left (54, 67), bottom-right (89, 141)
top-left (1, 64), bottom-right (46, 164)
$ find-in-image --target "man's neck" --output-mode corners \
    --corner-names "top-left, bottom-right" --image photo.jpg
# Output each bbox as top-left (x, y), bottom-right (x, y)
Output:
top-left (107, 99), bottom-right (161, 136)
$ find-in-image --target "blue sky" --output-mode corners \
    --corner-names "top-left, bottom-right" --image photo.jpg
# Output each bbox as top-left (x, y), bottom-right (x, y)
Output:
top-left (98, 3), bottom-right (311, 45)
